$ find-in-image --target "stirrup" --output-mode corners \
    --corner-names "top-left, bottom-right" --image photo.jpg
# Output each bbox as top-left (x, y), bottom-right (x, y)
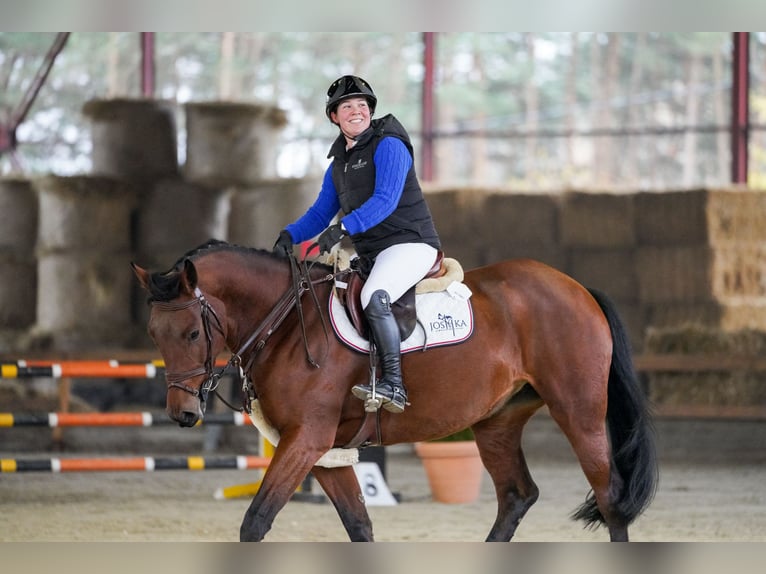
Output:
top-left (351, 383), bottom-right (383, 412)
top-left (351, 381), bottom-right (407, 413)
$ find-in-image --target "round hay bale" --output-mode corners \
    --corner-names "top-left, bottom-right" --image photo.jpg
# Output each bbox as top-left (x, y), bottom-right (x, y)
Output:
top-left (184, 101), bottom-right (288, 185)
top-left (0, 251), bottom-right (36, 328)
top-left (0, 178), bottom-right (38, 332)
top-left (134, 179), bottom-right (232, 268)
top-left (82, 98), bottom-right (178, 181)
top-left (0, 178), bottom-right (38, 250)
top-left (35, 175), bottom-right (135, 253)
top-left (34, 250), bottom-right (133, 350)
top-left (228, 177), bottom-right (319, 249)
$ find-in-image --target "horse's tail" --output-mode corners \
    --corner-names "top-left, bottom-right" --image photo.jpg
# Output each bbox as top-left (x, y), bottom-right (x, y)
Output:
top-left (572, 288), bottom-right (659, 528)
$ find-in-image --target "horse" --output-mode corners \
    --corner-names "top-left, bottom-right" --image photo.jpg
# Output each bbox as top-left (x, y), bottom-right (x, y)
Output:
top-left (131, 239), bottom-right (657, 542)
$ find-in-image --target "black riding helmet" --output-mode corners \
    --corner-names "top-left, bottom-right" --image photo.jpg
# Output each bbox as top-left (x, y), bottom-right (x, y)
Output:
top-left (325, 75), bottom-right (377, 122)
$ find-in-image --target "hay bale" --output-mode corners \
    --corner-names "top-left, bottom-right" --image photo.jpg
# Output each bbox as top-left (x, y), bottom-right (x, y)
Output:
top-left (560, 192), bottom-right (635, 248)
top-left (635, 188), bottom-right (766, 246)
top-left (637, 244), bottom-right (766, 304)
top-left (484, 242), bottom-right (566, 271)
top-left (644, 325), bottom-right (766, 407)
top-left (646, 301), bottom-right (766, 332)
top-left (83, 98), bottom-right (178, 181)
top-left (35, 176), bottom-right (135, 253)
top-left (134, 179), bottom-right (232, 269)
top-left (0, 178), bottom-right (37, 250)
top-left (423, 188), bottom-right (488, 268)
top-left (648, 371), bottom-right (766, 408)
top-left (0, 251), bottom-right (36, 329)
top-left (0, 179), bottom-right (38, 331)
top-left (34, 251), bottom-right (133, 350)
top-left (228, 177), bottom-right (319, 249)
top-left (483, 192), bottom-right (560, 246)
top-left (424, 187), bottom-right (486, 241)
top-left (184, 102), bottom-right (288, 185)
top-left (567, 247), bottom-right (637, 301)
top-left (636, 246), bottom-right (713, 303)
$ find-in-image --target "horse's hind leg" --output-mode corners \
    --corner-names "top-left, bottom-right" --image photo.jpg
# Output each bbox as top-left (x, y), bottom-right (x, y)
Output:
top-left (547, 402), bottom-right (628, 541)
top-left (311, 465), bottom-right (374, 541)
top-left (473, 401), bottom-right (542, 542)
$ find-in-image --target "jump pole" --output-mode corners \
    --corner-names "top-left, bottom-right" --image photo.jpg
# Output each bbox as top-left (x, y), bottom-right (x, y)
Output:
top-left (0, 455), bottom-right (271, 473)
top-left (0, 411), bottom-right (254, 427)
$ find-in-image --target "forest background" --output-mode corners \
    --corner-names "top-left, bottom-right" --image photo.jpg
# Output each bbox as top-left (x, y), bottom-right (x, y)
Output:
top-left (2, 32), bottom-right (766, 190)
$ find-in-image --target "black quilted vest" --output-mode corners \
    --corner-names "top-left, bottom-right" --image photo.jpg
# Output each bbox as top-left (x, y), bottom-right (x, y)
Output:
top-left (328, 114), bottom-right (441, 260)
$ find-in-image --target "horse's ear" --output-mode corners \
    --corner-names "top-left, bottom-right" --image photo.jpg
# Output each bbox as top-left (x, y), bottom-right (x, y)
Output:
top-left (131, 262), bottom-right (151, 291)
top-left (180, 258), bottom-right (198, 293)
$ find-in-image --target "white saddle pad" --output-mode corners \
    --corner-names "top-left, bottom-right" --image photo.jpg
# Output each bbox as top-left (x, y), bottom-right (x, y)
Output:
top-left (328, 282), bottom-right (474, 354)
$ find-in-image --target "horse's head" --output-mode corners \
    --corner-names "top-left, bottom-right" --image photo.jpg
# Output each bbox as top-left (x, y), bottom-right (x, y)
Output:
top-left (132, 258), bottom-right (228, 427)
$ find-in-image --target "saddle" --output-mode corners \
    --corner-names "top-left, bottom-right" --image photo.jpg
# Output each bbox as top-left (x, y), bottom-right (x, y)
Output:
top-left (335, 251), bottom-right (446, 341)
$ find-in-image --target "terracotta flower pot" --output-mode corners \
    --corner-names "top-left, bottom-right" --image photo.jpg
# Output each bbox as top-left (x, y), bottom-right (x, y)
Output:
top-left (414, 440), bottom-right (483, 504)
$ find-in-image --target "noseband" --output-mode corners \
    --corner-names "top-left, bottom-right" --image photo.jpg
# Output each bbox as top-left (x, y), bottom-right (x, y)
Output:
top-left (152, 287), bottom-right (227, 404)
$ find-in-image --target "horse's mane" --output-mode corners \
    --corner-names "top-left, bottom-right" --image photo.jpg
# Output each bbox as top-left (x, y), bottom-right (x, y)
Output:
top-left (145, 239), bottom-right (263, 302)
top-left (143, 238), bottom-right (330, 303)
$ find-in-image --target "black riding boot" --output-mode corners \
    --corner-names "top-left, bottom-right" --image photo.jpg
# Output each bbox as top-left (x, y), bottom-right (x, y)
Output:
top-left (351, 289), bottom-right (408, 413)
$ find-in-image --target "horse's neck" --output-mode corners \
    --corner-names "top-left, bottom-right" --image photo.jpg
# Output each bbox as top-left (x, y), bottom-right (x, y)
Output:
top-left (200, 254), bottom-right (292, 351)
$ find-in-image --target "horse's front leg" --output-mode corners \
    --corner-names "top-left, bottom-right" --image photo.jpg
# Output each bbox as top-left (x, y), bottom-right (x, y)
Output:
top-left (311, 465), bottom-right (374, 541)
top-left (239, 441), bottom-right (322, 541)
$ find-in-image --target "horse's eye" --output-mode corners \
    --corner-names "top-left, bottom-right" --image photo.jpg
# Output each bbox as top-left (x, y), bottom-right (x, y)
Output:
top-left (189, 329), bottom-right (200, 341)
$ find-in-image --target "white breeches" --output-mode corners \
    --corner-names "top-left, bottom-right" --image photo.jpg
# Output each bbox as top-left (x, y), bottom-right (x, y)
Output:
top-left (360, 243), bottom-right (439, 309)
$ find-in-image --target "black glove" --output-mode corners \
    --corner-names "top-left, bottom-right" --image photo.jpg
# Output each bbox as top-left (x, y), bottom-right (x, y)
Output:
top-left (272, 229), bottom-right (294, 258)
top-left (317, 223), bottom-right (346, 254)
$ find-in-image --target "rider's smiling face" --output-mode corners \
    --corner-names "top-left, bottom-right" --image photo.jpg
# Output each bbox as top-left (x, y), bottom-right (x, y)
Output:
top-left (331, 97), bottom-right (371, 140)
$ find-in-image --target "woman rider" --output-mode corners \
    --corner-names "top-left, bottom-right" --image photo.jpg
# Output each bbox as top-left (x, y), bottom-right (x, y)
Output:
top-left (273, 75), bottom-right (441, 413)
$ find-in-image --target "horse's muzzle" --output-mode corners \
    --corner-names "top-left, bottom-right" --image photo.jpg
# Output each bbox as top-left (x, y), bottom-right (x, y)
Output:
top-left (167, 400), bottom-right (205, 428)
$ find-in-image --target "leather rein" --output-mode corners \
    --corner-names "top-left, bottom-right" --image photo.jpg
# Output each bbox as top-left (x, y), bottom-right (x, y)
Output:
top-left (152, 252), bottom-right (333, 413)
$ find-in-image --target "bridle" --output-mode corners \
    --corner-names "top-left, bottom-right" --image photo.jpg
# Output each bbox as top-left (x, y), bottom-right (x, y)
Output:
top-left (152, 252), bottom-right (334, 413)
top-left (152, 287), bottom-right (228, 405)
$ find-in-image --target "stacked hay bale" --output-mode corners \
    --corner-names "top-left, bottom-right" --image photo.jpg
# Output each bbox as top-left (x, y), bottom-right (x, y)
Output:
top-left (133, 179), bottom-right (232, 271)
top-left (82, 98), bottom-right (179, 182)
top-left (636, 188), bottom-right (766, 412)
top-left (424, 186), bottom-right (564, 270)
top-left (183, 102), bottom-right (307, 252)
top-left (184, 102), bottom-right (287, 185)
top-left (82, 98), bottom-right (185, 345)
top-left (0, 178), bottom-right (38, 349)
top-left (424, 187), bottom-right (492, 269)
top-left (482, 191), bottom-right (564, 271)
top-left (559, 191), bottom-right (644, 350)
top-left (644, 325), bottom-right (766, 414)
top-left (33, 175), bottom-right (135, 350)
top-left (228, 177), bottom-right (319, 250)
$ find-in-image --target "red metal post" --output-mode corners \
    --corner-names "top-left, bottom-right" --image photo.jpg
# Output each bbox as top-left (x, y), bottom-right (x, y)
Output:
top-left (731, 32), bottom-right (749, 184)
top-left (140, 32), bottom-right (156, 98)
top-left (421, 32), bottom-right (436, 182)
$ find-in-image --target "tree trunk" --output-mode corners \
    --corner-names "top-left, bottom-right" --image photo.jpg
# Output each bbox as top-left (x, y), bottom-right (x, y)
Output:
top-left (219, 32), bottom-right (236, 99)
top-left (624, 33), bottom-right (646, 183)
top-left (682, 52), bottom-right (701, 187)
top-left (524, 33), bottom-right (538, 181)
top-left (712, 46), bottom-right (729, 183)
top-left (565, 33), bottom-right (579, 172)
top-left (600, 33), bottom-right (620, 186)
top-left (106, 33), bottom-right (120, 98)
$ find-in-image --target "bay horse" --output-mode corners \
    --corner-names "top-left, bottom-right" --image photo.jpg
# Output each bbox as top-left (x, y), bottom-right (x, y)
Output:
top-left (131, 239), bottom-right (657, 542)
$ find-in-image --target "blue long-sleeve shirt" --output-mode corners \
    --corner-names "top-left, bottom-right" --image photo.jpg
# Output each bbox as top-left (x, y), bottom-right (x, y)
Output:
top-left (285, 136), bottom-right (412, 243)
